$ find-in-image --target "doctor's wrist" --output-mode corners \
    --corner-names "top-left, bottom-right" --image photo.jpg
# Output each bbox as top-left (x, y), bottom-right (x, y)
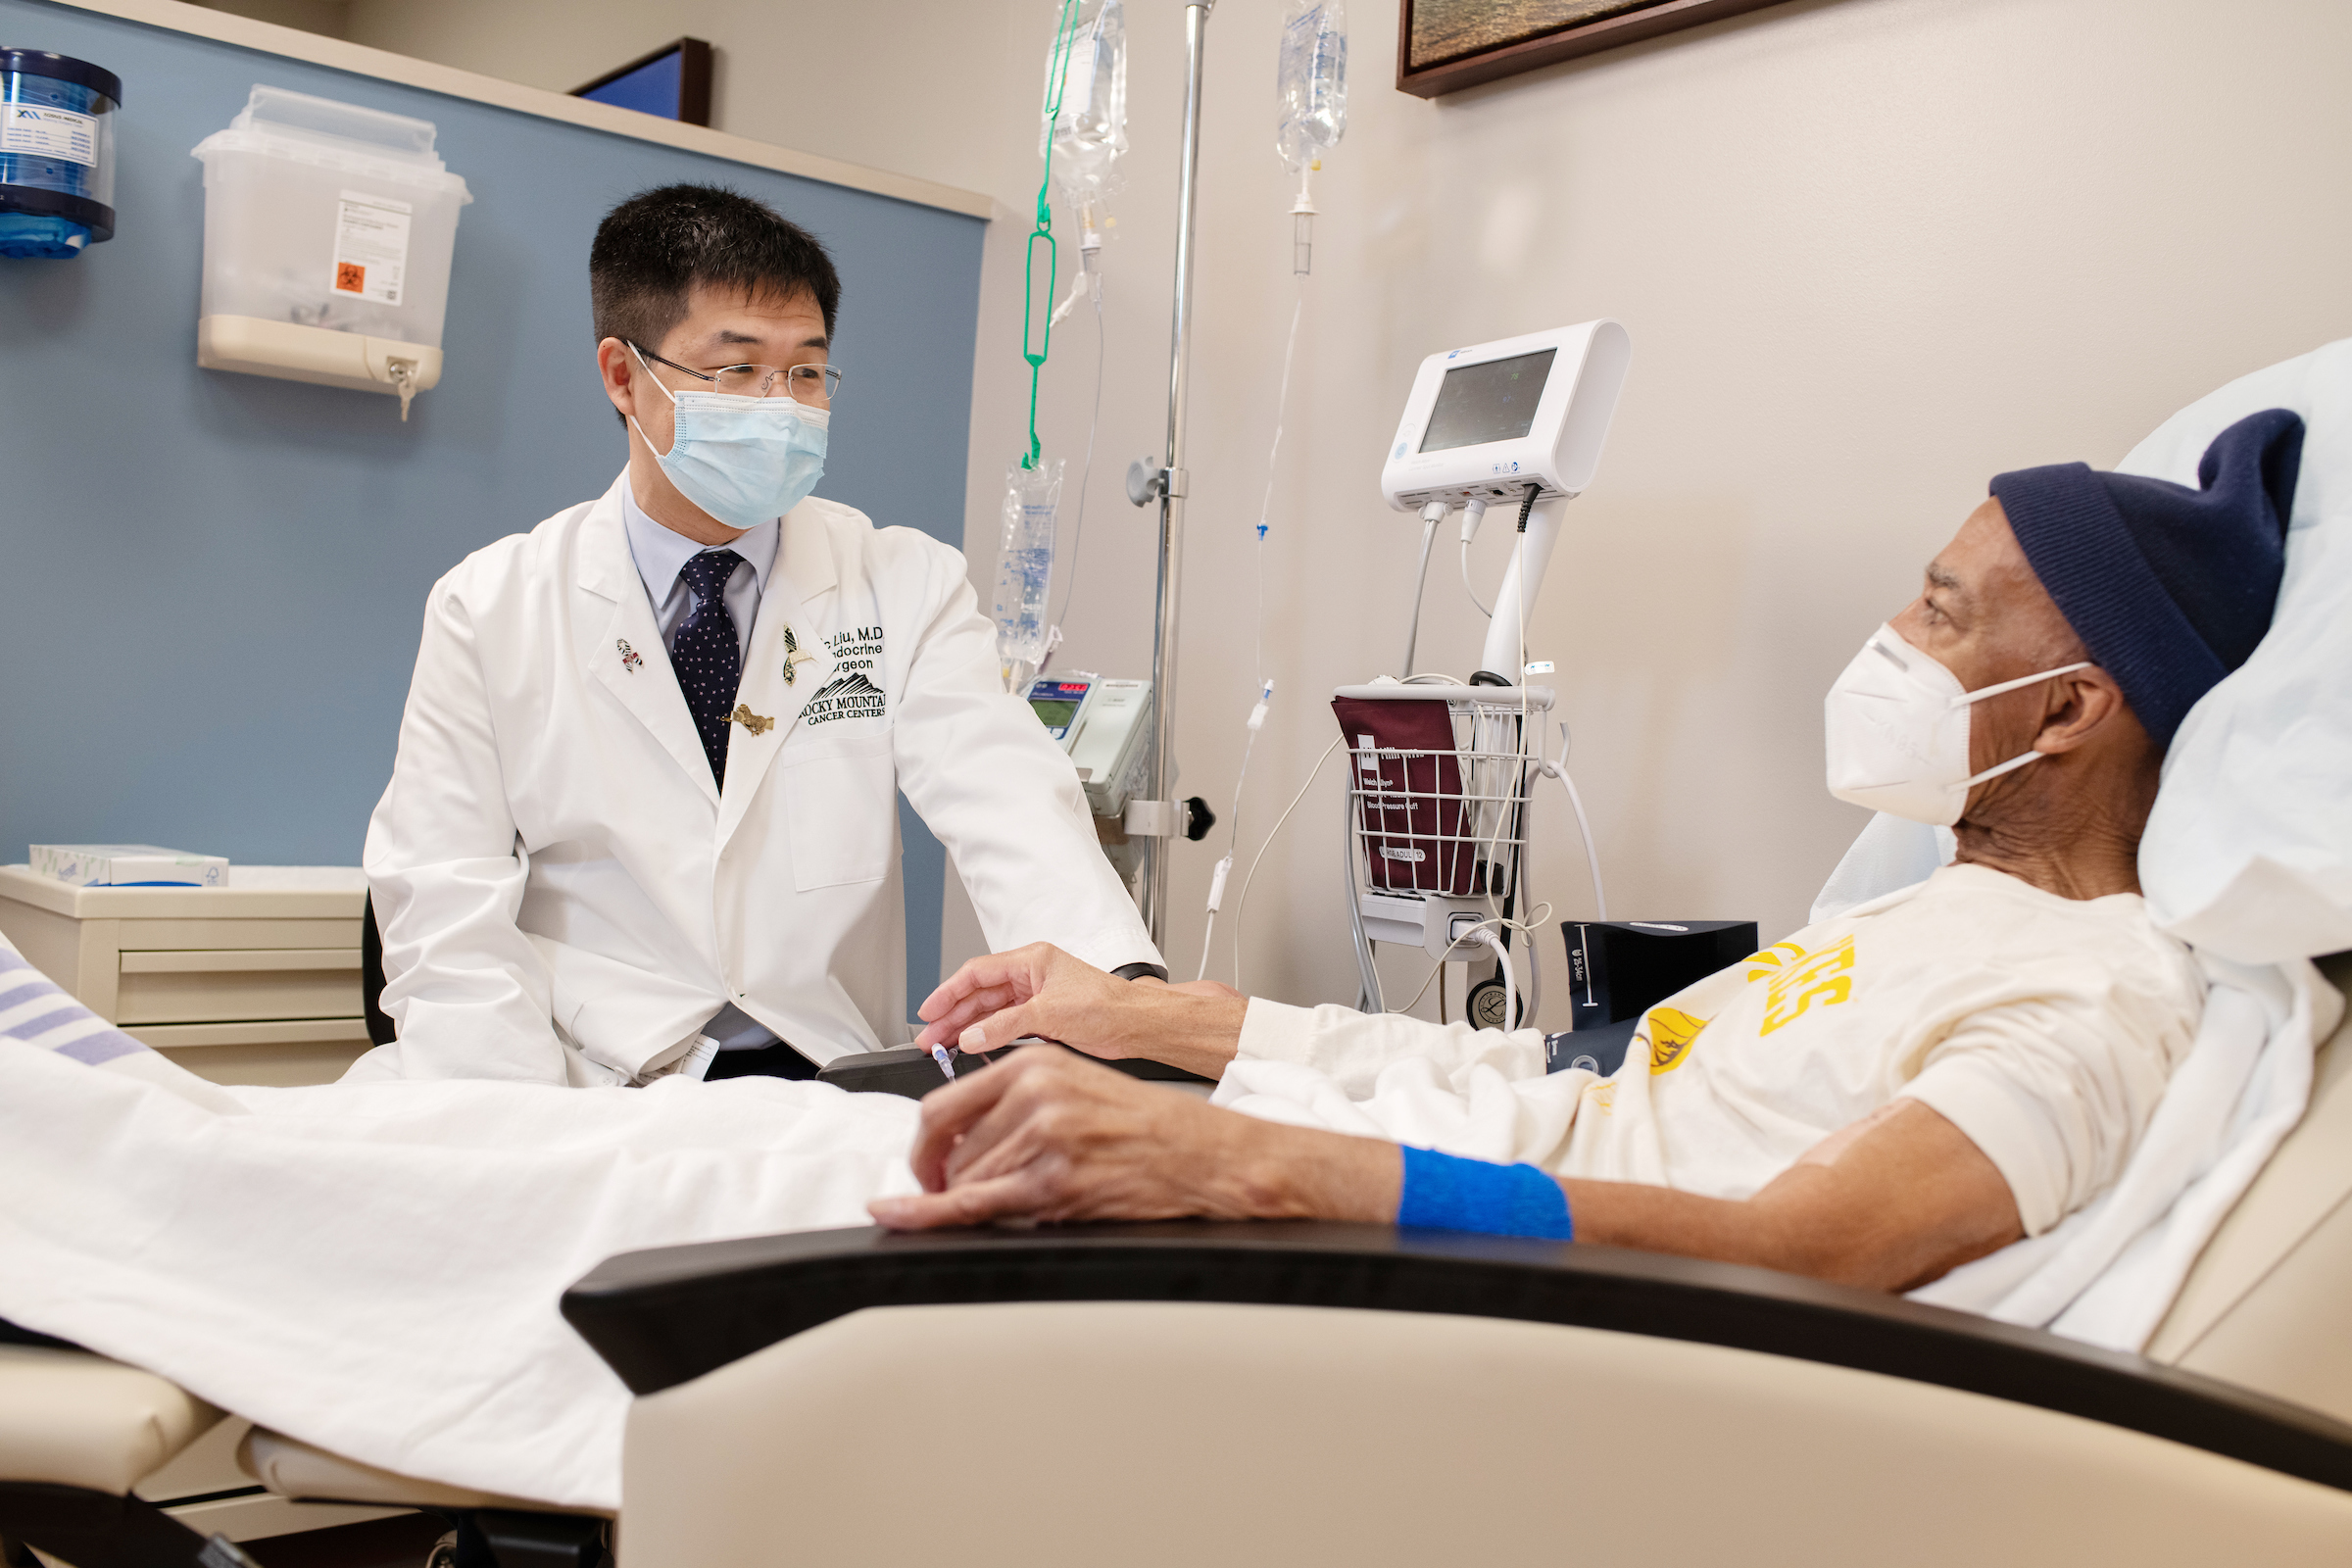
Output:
top-left (1110, 961), bottom-right (1170, 983)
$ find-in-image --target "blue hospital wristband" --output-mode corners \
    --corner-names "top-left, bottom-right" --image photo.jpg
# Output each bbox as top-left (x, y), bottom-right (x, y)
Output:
top-left (1396, 1146), bottom-right (1574, 1241)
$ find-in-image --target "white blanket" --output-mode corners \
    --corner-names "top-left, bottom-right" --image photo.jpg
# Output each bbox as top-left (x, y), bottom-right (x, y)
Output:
top-left (0, 945), bottom-right (921, 1510)
top-left (1908, 952), bottom-right (2337, 1346)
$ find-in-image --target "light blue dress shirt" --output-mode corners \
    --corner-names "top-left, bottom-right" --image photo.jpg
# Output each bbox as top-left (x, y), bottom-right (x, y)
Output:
top-left (619, 482), bottom-right (779, 660)
top-left (619, 481), bottom-right (786, 1056)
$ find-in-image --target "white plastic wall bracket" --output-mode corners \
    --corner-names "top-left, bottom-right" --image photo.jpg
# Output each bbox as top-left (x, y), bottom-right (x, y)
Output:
top-left (197, 316), bottom-right (443, 411)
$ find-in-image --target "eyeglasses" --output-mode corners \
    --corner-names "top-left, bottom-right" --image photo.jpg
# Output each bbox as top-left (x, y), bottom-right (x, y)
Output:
top-left (632, 344), bottom-right (843, 407)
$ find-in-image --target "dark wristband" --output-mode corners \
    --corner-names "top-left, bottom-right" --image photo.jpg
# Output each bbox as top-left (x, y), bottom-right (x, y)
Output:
top-left (1110, 961), bottom-right (1170, 983)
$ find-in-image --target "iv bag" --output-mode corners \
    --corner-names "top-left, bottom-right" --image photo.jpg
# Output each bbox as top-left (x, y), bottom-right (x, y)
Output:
top-left (1044, 0), bottom-right (1128, 210)
top-left (994, 459), bottom-right (1064, 692)
top-left (1275, 0), bottom-right (1348, 174)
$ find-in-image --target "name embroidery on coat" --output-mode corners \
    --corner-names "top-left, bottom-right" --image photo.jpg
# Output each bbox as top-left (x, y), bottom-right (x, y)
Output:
top-left (804, 625), bottom-right (888, 727)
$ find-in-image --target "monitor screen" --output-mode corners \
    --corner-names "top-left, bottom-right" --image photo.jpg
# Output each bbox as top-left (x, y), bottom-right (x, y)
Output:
top-left (1029, 699), bottom-right (1082, 729)
top-left (1418, 348), bottom-right (1556, 453)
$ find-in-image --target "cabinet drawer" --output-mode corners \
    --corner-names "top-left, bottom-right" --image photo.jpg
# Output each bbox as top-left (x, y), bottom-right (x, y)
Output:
top-left (119, 918), bottom-right (364, 952)
top-left (114, 948), bottom-right (363, 1025)
top-left (130, 1018), bottom-right (375, 1087)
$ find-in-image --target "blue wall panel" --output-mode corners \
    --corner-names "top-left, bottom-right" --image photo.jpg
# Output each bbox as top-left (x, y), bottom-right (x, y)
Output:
top-left (0, 0), bottom-right (980, 1015)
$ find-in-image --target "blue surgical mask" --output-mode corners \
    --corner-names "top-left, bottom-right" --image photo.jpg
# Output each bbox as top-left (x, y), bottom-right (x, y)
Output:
top-left (629, 344), bottom-right (829, 531)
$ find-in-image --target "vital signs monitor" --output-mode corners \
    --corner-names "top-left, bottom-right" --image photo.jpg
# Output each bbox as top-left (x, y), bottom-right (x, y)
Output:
top-left (1380, 320), bottom-right (1633, 512)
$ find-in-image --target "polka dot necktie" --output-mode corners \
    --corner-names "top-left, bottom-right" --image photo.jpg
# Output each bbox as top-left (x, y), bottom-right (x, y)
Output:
top-left (672, 550), bottom-right (746, 788)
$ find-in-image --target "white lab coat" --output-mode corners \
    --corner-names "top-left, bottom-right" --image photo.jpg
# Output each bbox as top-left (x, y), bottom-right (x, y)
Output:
top-left (358, 472), bottom-right (1156, 1084)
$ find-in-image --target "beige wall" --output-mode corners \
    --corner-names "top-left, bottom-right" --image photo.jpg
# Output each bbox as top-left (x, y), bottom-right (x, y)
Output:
top-left (337, 0), bottom-right (2352, 1022)
top-left (190, 0), bottom-right (350, 39)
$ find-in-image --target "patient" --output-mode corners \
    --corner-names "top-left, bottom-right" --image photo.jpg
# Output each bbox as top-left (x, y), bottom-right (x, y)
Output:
top-left (872, 410), bottom-right (2306, 1295)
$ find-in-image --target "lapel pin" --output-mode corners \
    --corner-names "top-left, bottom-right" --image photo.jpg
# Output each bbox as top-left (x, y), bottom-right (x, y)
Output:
top-left (782, 625), bottom-right (819, 685)
top-left (616, 639), bottom-right (644, 674)
top-left (726, 703), bottom-right (776, 736)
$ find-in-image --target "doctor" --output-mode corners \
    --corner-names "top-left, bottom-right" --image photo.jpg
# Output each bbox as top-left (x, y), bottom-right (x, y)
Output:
top-left (359, 184), bottom-right (1163, 1086)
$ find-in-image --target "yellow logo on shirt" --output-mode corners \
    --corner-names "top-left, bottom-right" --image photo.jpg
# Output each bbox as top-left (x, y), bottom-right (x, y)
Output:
top-left (1759, 934), bottom-right (1857, 1036)
top-left (1644, 1007), bottom-right (1709, 1074)
top-left (1744, 941), bottom-right (1807, 981)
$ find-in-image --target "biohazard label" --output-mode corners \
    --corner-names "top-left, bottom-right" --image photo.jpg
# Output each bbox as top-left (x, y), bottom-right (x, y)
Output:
top-left (331, 191), bottom-right (413, 305)
top-left (804, 626), bottom-right (888, 727)
top-left (1, 105), bottom-right (96, 166)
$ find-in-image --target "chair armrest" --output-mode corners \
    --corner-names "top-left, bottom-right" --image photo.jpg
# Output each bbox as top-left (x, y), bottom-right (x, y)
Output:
top-left (562, 1220), bottom-right (2352, 1493)
top-left (815, 1046), bottom-right (1209, 1101)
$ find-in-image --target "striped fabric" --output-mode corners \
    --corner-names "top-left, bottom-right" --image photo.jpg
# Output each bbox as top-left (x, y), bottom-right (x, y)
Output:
top-left (0, 945), bottom-right (148, 1066)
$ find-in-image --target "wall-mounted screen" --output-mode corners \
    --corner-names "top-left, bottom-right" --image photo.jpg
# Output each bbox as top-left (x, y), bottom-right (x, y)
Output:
top-left (570, 38), bottom-right (712, 126)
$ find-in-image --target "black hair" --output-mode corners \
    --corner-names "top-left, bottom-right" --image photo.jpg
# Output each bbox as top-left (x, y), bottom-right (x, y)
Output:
top-left (589, 183), bottom-right (841, 350)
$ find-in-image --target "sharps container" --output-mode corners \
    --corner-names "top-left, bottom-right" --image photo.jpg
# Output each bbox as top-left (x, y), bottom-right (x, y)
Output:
top-left (0, 49), bottom-right (122, 259)
top-left (191, 85), bottom-right (471, 417)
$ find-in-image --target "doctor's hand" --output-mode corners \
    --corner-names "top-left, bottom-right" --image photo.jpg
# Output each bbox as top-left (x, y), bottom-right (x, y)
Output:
top-left (914, 943), bottom-right (1247, 1079)
top-left (867, 1047), bottom-right (1400, 1232)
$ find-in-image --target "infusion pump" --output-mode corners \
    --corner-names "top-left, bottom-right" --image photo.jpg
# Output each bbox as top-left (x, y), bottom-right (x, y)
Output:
top-left (1025, 674), bottom-right (1152, 818)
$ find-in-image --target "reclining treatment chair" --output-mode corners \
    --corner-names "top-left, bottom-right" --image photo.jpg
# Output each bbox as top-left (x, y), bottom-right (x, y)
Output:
top-left (12, 338), bottom-right (2352, 1565)
top-left (5, 952), bottom-right (2348, 1568)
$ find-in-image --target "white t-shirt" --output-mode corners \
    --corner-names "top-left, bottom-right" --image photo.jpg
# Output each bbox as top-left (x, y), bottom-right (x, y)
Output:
top-left (1216, 863), bottom-right (2206, 1237)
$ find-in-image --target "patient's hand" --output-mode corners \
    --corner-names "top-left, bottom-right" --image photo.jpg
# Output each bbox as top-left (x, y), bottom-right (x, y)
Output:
top-left (868, 1047), bottom-right (1401, 1231)
top-left (914, 943), bottom-right (1247, 1078)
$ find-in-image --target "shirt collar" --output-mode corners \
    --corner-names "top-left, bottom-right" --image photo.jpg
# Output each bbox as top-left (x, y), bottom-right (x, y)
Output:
top-left (620, 479), bottom-right (779, 605)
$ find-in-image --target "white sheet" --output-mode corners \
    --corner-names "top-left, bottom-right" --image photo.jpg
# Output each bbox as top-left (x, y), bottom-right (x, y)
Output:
top-left (0, 946), bottom-right (921, 1510)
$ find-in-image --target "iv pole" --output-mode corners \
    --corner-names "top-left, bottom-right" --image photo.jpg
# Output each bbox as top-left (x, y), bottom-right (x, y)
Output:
top-left (1134, 0), bottom-right (1212, 947)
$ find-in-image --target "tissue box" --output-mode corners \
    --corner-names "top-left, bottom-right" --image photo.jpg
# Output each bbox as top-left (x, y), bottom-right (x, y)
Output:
top-left (30, 845), bottom-right (229, 888)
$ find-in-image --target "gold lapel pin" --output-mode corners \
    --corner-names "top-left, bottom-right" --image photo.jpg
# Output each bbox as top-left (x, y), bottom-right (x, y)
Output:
top-left (726, 703), bottom-right (775, 736)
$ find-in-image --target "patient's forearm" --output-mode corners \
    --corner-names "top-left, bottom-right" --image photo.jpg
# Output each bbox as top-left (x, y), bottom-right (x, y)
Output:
top-left (1287, 1102), bottom-right (2019, 1293)
top-left (1470, 1102), bottom-right (2018, 1292)
top-left (1560, 1170), bottom-right (2010, 1293)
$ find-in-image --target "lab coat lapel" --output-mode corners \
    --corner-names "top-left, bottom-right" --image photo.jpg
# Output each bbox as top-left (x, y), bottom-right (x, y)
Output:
top-left (579, 479), bottom-right (721, 808)
top-left (714, 502), bottom-right (839, 847)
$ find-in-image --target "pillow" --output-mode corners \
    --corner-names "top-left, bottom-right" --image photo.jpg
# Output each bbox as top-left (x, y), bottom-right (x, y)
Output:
top-left (2120, 338), bottom-right (2352, 961)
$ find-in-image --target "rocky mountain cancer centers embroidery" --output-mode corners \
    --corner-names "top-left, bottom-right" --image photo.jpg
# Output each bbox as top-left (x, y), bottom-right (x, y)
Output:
top-left (804, 626), bottom-right (888, 727)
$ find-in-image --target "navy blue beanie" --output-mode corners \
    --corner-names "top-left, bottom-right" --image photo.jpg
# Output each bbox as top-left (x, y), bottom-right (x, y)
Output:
top-left (1988, 408), bottom-right (2302, 750)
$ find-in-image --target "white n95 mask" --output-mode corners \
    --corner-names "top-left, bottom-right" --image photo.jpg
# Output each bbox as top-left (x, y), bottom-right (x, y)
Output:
top-left (629, 345), bottom-right (829, 531)
top-left (1823, 623), bottom-right (2090, 826)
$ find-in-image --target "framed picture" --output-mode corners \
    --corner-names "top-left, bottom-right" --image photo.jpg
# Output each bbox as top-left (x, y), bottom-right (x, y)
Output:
top-left (1397, 0), bottom-right (1795, 98)
top-left (570, 37), bottom-right (715, 126)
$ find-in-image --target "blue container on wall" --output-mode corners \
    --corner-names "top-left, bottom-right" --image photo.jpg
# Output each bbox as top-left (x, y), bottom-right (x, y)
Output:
top-left (0, 48), bottom-right (122, 258)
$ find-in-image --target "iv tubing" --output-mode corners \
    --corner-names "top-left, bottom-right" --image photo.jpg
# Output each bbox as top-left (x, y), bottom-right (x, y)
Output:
top-left (1047, 273), bottom-right (1107, 643)
top-left (1198, 680), bottom-right (1275, 982)
top-left (1253, 279), bottom-right (1304, 681)
top-left (1230, 732), bottom-right (1343, 996)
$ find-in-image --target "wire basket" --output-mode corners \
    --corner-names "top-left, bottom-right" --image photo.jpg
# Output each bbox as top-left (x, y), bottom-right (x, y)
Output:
top-left (1333, 685), bottom-right (1554, 905)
